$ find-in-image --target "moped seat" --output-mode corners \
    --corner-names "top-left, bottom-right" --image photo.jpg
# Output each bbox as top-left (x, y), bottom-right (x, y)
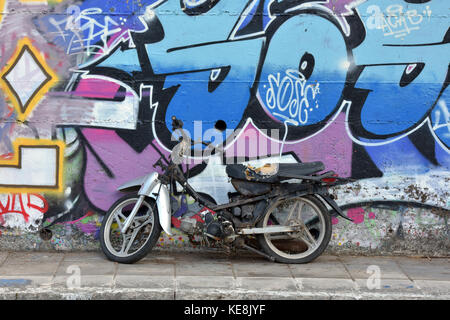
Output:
top-left (226, 162), bottom-right (325, 183)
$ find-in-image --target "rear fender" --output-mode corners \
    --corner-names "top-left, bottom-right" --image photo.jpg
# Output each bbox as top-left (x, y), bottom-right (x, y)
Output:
top-left (318, 193), bottom-right (354, 222)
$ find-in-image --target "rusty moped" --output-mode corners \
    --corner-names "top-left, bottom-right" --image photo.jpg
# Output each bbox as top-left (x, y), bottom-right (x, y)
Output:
top-left (99, 116), bottom-right (354, 264)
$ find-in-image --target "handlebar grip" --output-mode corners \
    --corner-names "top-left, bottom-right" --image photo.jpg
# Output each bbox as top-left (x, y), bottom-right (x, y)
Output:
top-left (171, 116), bottom-right (183, 130)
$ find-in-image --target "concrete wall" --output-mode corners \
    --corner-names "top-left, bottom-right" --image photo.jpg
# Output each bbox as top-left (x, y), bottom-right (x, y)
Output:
top-left (0, 0), bottom-right (448, 255)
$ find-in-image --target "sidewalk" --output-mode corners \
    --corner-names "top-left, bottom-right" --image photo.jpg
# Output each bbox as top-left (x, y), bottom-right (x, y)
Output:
top-left (0, 249), bottom-right (448, 300)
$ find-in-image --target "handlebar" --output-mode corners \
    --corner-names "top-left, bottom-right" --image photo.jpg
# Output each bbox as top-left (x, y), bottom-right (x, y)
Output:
top-left (171, 115), bottom-right (224, 157)
top-left (171, 116), bottom-right (184, 131)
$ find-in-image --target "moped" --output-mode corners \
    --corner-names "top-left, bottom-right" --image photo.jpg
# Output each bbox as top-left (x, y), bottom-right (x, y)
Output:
top-left (99, 116), bottom-right (354, 264)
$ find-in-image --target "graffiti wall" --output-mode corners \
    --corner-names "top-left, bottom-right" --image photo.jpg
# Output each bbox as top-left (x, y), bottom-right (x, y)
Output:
top-left (0, 0), bottom-right (448, 255)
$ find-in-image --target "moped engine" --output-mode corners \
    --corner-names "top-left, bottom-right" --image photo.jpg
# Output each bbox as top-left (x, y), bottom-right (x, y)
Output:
top-left (203, 210), bottom-right (224, 240)
top-left (179, 216), bottom-right (200, 234)
top-left (178, 207), bottom-right (234, 242)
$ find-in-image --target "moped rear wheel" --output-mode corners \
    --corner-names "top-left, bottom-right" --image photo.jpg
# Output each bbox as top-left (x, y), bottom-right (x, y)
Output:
top-left (257, 195), bottom-right (331, 264)
top-left (100, 193), bottom-right (162, 264)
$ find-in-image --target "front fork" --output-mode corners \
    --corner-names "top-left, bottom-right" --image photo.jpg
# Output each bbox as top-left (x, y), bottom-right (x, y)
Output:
top-left (121, 195), bottom-right (146, 234)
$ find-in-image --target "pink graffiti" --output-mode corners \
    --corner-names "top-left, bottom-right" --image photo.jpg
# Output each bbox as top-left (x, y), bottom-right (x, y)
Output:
top-left (323, 0), bottom-right (365, 15)
top-left (347, 207), bottom-right (365, 224)
top-left (82, 129), bottom-right (170, 211)
top-left (333, 209), bottom-right (376, 225)
top-left (0, 193), bottom-right (49, 223)
top-left (65, 211), bottom-right (98, 235)
top-left (73, 78), bottom-right (121, 99)
top-left (332, 216), bottom-right (339, 225)
top-left (226, 113), bottom-right (353, 177)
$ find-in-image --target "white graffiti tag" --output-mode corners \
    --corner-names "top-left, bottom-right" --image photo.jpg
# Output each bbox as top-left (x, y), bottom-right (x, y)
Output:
top-left (433, 100), bottom-right (450, 139)
top-left (366, 4), bottom-right (432, 38)
top-left (265, 69), bottom-right (320, 125)
top-left (48, 7), bottom-right (126, 55)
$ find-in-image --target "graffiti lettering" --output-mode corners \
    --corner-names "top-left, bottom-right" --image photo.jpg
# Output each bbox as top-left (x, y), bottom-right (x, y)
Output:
top-left (0, 0), bottom-right (447, 255)
top-left (265, 69), bottom-right (320, 125)
top-left (366, 4), bottom-right (432, 38)
top-left (433, 100), bottom-right (450, 138)
top-left (48, 7), bottom-right (126, 55)
top-left (0, 139), bottom-right (65, 193)
top-left (0, 193), bottom-right (48, 223)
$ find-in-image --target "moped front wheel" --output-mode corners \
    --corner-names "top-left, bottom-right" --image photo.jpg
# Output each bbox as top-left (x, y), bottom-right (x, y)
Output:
top-left (99, 193), bottom-right (162, 264)
top-left (257, 195), bottom-right (331, 264)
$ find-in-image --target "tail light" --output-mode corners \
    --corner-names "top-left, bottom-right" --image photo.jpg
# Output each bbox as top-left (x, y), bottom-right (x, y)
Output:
top-left (322, 173), bottom-right (339, 184)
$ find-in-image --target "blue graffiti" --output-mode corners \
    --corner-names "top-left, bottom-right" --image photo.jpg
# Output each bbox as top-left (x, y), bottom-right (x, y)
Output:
top-left (350, 0), bottom-right (449, 142)
top-left (257, 13), bottom-right (348, 128)
top-left (34, 0), bottom-right (449, 159)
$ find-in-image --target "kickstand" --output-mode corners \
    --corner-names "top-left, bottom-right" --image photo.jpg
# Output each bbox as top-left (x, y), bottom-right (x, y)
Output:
top-left (241, 243), bottom-right (275, 262)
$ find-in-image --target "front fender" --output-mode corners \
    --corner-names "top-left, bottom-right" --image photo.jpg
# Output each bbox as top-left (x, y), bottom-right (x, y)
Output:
top-left (117, 175), bottom-right (147, 192)
top-left (148, 183), bottom-right (172, 236)
top-left (117, 173), bottom-right (173, 236)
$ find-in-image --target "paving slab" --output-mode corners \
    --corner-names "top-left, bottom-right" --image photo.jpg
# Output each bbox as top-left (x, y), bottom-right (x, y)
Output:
top-left (236, 277), bottom-right (298, 292)
top-left (63, 252), bottom-right (106, 262)
top-left (176, 262), bottom-right (233, 277)
top-left (297, 277), bottom-right (356, 292)
top-left (0, 252), bottom-right (8, 266)
top-left (232, 261), bottom-right (292, 277)
top-left (5, 252), bottom-right (64, 264)
top-left (115, 275), bottom-right (174, 290)
top-left (55, 261), bottom-right (116, 276)
top-left (177, 276), bottom-right (235, 290)
top-left (228, 254), bottom-right (267, 264)
top-left (0, 252), bottom-right (448, 300)
top-left (354, 278), bottom-right (420, 295)
top-left (339, 256), bottom-right (409, 280)
top-left (413, 280), bottom-right (450, 297)
top-left (288, 255), bottom-right (351, 279)
top-left (143, 253), bottom-right (177, 263)
top-left (394, 257), bottom-right (450, 281)
top-left (170, 251), bottom-right (232, 264)
top-left (0, 262), bottom-right (59, 276)
top-left (117, 260), bottom-right (175, 276)
top-left (52, 274), bottom-right (114, 289)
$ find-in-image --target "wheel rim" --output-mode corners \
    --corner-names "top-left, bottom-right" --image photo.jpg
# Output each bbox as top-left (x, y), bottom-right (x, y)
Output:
top-left (103, 198), bottom-right (155, 258)
top-left (263, 197), bottom-right (326, 260)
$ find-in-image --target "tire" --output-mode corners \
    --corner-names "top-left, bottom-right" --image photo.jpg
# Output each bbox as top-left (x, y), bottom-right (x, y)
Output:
top-left (257, 195), bottom-right (331, 264)
top-left (99, 193), bottom-right (162, 264)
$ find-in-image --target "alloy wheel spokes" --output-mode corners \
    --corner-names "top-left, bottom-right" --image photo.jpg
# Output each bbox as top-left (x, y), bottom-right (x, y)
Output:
top-left (299, 227), bottom-right (317, 249)
top-left (108, 200), bottom-right (154, 256)
top-left (268, 198), bottom-right (320, 253)
top-left (122, 229), bottom-right (139, 254)
top-left (297, 201), bottom-right (317, 248)
top-left (285, 200), bottom-right (298, 223)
